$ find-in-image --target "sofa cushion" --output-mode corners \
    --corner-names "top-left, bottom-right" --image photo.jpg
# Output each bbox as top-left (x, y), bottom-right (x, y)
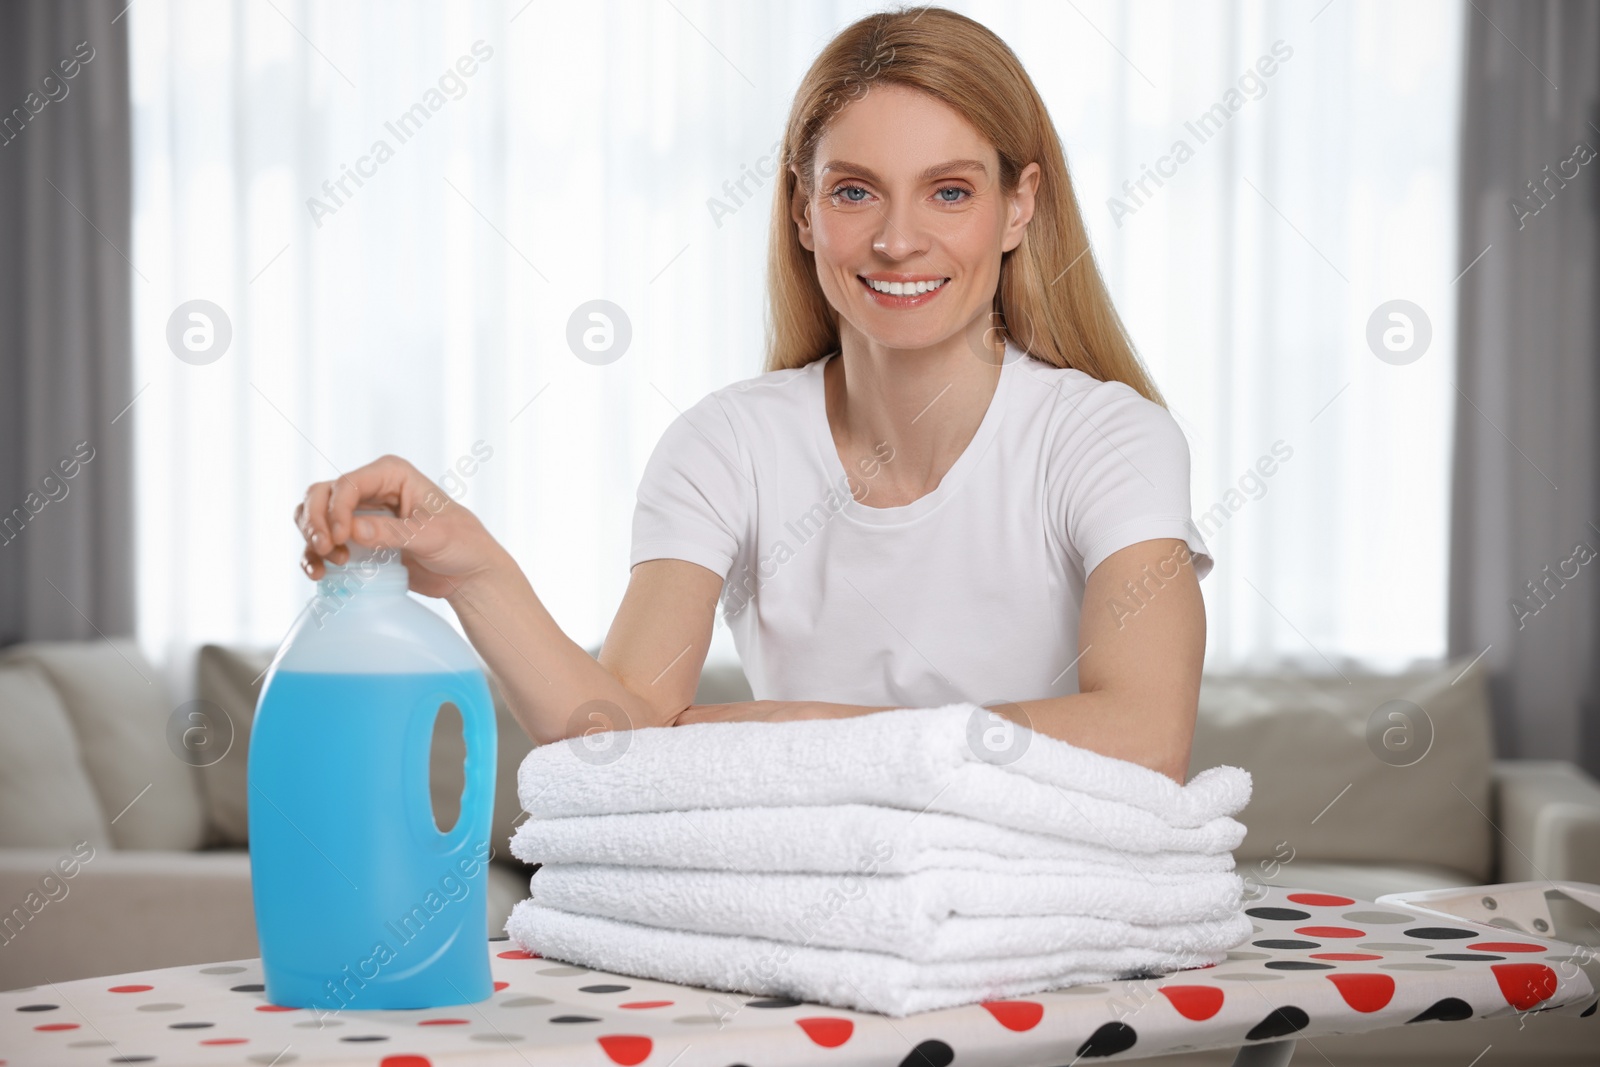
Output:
top-left (1189, 657), bottom-right (1494, 880)
top-left (1253, 859), bottom-right (1480, 903)
top-left (198, 644), bottom-right (534, 867)
top-left (0, 640), bottom-right (206, 851)
top-left (0, 660), bottom-right (113, 850)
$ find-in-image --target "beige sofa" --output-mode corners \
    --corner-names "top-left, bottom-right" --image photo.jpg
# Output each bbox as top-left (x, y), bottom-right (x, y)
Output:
top-left (2, 640), bottom-right (1597, 1063)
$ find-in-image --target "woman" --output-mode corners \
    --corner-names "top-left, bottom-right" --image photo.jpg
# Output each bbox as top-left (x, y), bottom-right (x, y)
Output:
top-left (295, 7), bottom-right (1210, 784)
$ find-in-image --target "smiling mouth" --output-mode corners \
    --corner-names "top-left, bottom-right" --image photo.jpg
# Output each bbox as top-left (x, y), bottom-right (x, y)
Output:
top-left (857, 275), bottom-right (951, 305)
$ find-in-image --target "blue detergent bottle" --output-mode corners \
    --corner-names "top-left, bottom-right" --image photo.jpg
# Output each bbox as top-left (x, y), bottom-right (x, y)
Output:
top-left (248, 511), bottom-right (497, 1012)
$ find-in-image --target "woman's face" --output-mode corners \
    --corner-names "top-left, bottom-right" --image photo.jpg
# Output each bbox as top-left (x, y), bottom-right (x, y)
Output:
top-left (791, 82), bottom-right (1039, 355)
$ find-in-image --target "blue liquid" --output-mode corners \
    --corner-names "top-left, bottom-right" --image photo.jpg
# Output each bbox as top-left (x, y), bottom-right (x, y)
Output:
top-left (248, 669), bottom-right (496, 1012)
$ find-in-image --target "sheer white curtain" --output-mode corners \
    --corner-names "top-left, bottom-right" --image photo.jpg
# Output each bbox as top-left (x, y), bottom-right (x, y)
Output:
top-left (129, 0), bottom-right (1462, 695)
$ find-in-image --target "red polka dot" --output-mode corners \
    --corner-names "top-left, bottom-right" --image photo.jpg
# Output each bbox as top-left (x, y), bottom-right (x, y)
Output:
top-left (493, 981), bottom-right (509, 991)
top-left (419, 1018), bottom-right (468, 1026)
top-left (1326, 973), bottom-right (1395, 1012)
top-left (980, 1000), bottom-right (1043, 1031)
top-left (1311, 952), bottom-right (1384, 961)
top-left (200, 1038), bottom-right (248, 1045)
top-left (1157, 985), bottom-right (1224, 1021)
top-left (1493, 963), bottom-right (1558, 1010)
top-left (380, 1058), bottom-right (433, 1067)
top-left (108, 984), bottom-right (153, 993)
top-left (255, 1004), bottom-right (298, 1012)
top-left (1286, 892), bottom-right (1355, 906)
top-left (1294, 925), bottom-right (1366, 938)
top-left (496, 949), bottom-right (539, 960)
top-left (619, 1000), bottom-right (674, 1010)
top-left (597, 1034), bottom-right (653, 1065)
top-left (1469, 941), bottom-right (1546, 953)
top-left (34, 1023), bottom-right (79, 1031)
top-left (796, 1017), bottom-right (854, 1047)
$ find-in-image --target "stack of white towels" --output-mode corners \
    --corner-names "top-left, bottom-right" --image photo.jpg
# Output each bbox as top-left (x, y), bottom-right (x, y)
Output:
top-left (505, 703), bottom-right (1254, 1016)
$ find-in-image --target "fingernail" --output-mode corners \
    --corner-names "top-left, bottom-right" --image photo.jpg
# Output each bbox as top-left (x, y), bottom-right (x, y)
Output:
top-left (357, 519), bottom-right (374, 539)
top-left (312, 532), bottom-right (324, 549)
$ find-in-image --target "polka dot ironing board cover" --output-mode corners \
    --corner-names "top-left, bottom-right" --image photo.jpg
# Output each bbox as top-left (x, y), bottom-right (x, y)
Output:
top-left (4, 885), bottom-right (1595, 1066)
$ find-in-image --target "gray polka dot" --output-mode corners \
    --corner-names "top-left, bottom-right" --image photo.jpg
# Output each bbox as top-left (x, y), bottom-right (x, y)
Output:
top-left (248, 1055), bottom-right (298, 1065)
top-left (1342, 910), bottom-right (1412, 924)
top-left (68, 1040), bottom-right (113, 1047)
top-left (537, 966), bottom-right (590, 976)
top-left (1382, 962), bottom-right (1456, 971)
top-left (294, 1018), bottom-right (342, 1028)
top-left (500, 996), bottom-right (554, 1008)
top-left (1215, 973), bottom-right (1285, 982)
top-left (471, 1032), bottom-right (525, 1042)
top-left (672, 1014), bottom-right (724, 1025)
top-left (1359, 942), bottom-right (1430, 952)
top-left (1226, 951), bottom-right (1272, 960)
top-left (135, 1003), bottom-right (184, 1012)
top-left (199, 965), bottom-right (247, 974)
top-left (1050, 985), bottom-right (1111, 995)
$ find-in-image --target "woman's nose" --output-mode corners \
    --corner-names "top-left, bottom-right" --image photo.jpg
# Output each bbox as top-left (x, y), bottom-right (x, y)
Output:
top-left (870, 200), bottom-right (928, 260)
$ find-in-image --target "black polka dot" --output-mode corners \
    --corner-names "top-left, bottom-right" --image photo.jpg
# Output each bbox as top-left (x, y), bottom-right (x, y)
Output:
top-left (1253, 939), bottom-right (1321, 949)
top-left (1245, 1006), bottom-right (1309, 1041)
top-left (1582, 999), bottom-right (1596, 1018)
top-left (1407, 997), bottom-right (1474, 1023)
top-left (1427, 953), bottom-right (1504, 961)
top-left (16, 1004), bottom-right (58, 1012)
top-left (898, 1039), bottom-right (955, 1067)
top-left (339, 1034), bottom-right (389, 1042)
top-left (1077, 1021), bottom-right (1137, 1057)
top-left (1266, 961), bottom-right (1334, 971)
top-left (168, 1021), bottom-right (215, 1029)
top-left (549, 1014), bottom-right (600, 1024)
top-left (109, 1058), bottom-right (157, 1064)
top-left (488, 935), bottom-right (509, 942)
top-left (1246, 907), bottom-right (1311, 921)
top-left (577, 984), bottom-right (630, 994)
top-left (745, 997), bottom-right (801, 1008)
top-left (230, 983), bottom-right (266, 992)
top-left (1403, 926), bottom-right (1477, 939)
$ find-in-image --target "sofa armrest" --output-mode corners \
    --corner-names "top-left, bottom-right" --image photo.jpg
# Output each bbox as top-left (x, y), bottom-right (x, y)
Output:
top-left (0, 848), bottom-right (259, 990)
top-left (1, 849), bottom-right (536, 992)
top-left (1491, 759), bottom-right (1600, 884)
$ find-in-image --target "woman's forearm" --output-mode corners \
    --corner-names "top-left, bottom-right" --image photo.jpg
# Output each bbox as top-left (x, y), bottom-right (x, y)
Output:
top-left (444, 549), bottom-right (665, 746)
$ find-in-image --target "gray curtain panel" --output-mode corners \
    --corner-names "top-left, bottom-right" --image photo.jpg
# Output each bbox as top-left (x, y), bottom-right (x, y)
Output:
top-left (1450, 1), bottom-right (1600, 775)
top-left (0, 0), bottom-right (134, 645)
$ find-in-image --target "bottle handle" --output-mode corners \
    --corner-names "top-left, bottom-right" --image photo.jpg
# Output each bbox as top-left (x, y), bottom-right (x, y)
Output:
top-left (409, 679), bottom-right (498, 856)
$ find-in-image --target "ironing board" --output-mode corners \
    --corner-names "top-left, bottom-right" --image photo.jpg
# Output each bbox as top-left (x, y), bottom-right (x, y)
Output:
top-left (4, 883), bottom-right (1596, 1066)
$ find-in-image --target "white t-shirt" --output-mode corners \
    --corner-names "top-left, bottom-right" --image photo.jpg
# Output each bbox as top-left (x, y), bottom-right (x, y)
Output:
top-left (630, 340), bottom-right (1213, 708)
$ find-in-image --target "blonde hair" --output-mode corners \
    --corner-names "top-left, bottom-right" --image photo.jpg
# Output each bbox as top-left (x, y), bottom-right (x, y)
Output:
top-left (764, 5), bottom-right (1165, 407)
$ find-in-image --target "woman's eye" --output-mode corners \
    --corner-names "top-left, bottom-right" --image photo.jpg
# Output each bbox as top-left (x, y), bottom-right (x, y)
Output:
top-left (936, 186), bottom-right (969, 203)
top-left (833, 185), bottom-right (870, 202)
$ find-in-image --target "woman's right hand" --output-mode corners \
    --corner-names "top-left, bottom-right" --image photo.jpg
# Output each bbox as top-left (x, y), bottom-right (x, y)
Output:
top-left (294, 454), bottom-right (508, 600)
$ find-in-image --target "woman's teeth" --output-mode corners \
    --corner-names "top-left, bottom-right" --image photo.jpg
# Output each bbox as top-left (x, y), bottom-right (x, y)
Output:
top-left (863, 277), bottom-right (947, 296)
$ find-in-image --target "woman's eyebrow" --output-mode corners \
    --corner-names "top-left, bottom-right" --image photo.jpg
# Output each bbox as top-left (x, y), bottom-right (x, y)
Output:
top-left (819, 159), bottom-right (989, 182)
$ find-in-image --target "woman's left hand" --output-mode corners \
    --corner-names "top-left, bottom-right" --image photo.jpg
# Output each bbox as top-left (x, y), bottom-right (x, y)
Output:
top-left (670, 700), bottom-right (843, 726)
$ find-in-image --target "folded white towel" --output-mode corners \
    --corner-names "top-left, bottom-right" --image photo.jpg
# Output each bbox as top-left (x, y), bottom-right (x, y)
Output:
top-left (505, 898), bottom-right (1250, 1017)
top-left (509, 802), bottom-right (1245, 876)
top-left (522, 863), bottom-right (1248, 962)
top-left (517, 704), bottom-right (1251, 839)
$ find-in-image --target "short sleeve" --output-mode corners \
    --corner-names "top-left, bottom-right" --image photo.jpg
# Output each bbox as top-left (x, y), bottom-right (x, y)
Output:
top-left (630, 392), bottom-right (752, 581)
top-left (1053, 381), bottom-right (1214, 582)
